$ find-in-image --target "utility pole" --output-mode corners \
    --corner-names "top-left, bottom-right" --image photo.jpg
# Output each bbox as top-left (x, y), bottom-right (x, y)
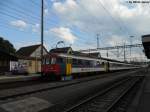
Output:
top-left (130, 36), bottom-right (134, 62)
top-left (106, 50), bottom-right (108, 57)
top-left (124, 43), bottom-right (126, 62)
top-left (41, 0), bottom-right (44, 73)
top-left (97, 34), bottom-right (100, 49)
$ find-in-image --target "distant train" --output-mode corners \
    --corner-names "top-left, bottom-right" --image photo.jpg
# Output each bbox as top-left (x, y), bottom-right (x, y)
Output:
top-left (41, 53), bottom-right (141, 80)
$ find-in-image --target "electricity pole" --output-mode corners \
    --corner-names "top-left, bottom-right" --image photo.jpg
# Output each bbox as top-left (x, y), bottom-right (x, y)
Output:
top-left (97, 34), bottom-right (101, 57)
top-left (97, 34), bottom-right (100, 49)
top-left (130, 36), bottom-right (134, 62)
top-left (124, 43), bottom-right (126, 62)
top-left (41, 0), bottom-right (44, 73)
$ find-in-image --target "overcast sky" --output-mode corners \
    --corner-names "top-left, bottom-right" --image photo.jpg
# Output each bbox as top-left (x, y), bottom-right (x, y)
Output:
top-left (0, 0), bottom-right (149, 61)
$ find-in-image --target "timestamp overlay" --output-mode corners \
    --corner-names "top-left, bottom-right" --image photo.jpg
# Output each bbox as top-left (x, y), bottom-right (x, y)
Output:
top-left (126, 0), bottom-right (150, 4)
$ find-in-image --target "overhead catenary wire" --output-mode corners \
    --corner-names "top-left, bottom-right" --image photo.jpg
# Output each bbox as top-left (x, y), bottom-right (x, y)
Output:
top-left (104, 0), bottom-right (131, 36)
top-left (1, 3), bottom-right (40, 22)
top-left (97, 0), bottom-right (129, 36)
top-left (44, 0), bottom-right (97, 48)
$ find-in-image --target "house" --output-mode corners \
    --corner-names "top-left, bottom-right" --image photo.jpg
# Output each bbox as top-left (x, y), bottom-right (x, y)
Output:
top-left (16, 44), bottom-right (48, 74)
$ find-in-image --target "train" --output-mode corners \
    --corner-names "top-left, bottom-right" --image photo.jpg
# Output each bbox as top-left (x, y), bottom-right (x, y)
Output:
top-left (41, 52), bottom-right (141, 80)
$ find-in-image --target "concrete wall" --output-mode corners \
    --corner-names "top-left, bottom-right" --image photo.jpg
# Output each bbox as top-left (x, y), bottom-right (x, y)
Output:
top-left (17, 59), bottom-right (41, 74)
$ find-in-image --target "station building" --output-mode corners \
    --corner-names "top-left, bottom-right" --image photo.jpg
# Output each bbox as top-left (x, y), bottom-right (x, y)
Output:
top-left (16, 44), bottom-right (48, 74)
top-left (142, 34), bottom-right (150, 59)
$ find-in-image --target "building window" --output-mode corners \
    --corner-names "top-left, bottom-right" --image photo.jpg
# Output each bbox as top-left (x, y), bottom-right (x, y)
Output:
top-left (29, 61), bottom-right (32, 66)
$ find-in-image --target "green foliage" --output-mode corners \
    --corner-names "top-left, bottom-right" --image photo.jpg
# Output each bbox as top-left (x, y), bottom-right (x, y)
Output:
top-left (0, 37), bottom-right (16, 54)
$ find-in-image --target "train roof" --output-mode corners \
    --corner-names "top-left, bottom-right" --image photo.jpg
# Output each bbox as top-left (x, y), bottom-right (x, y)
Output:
top-left (44, 53), bottom-right (134, 65)
top-left (50, 47), bottom-right (72, 54)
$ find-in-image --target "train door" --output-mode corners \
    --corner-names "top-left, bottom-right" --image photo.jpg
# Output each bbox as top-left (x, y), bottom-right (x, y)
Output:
top-left (56, 57), bottom-right (65, 76)
top-left (66, 57), bottom-right (72, 75)
top-left (64, 57), bottom-right (72, 80)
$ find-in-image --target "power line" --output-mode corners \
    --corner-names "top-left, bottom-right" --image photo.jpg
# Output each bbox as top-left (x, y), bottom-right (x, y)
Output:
top-left (44, 0), bottom-right (97, 48)
top-left (105, 0), bottom-right (130, 36)
top-left (31, 0), bottom-right (41, 7)
top-left (97, 0), bottom-right (128, 35)
top-left (9, 0), bottom-right (40, 18)
top-left (1, 2), bottom-right (40, 21)
top-left (0, 11), bottom-right (36, 26)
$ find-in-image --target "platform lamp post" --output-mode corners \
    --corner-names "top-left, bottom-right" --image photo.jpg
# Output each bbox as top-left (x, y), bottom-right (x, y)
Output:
top-left (130, 36), bottom-right (134, 62)
top-left (41, 0), bottom-right (44, 74)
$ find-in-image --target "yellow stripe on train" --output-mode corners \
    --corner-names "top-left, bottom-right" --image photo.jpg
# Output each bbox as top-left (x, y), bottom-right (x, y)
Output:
top-left (66, 64), bottom-right (72, 75)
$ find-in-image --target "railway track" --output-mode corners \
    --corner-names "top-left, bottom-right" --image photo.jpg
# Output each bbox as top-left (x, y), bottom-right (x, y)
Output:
top-left (0, 70), bottom-right (139, 100)
top-left (0, 69), bottom-right (139, 91)
top-left (63, 76), bottom-right (143, 112)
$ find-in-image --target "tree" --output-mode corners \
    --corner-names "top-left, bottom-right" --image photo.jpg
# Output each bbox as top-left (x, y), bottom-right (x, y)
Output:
top-left (0, 37), bottom-right (16, 54)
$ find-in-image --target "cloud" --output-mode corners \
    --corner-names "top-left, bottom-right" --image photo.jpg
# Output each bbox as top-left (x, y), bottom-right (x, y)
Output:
top-left (51, 0), bottom-right (150, 44)
top-left (108, 35), bottom-right (129, 46)
top-left (53, 0), bottom-right (78, 14)
top-left (32, 24), bottom-right (40, 33)
top-left (44, 8), bottom-right (49, 15)
top-left (45, 0), bottom-right (149, 60)
top-left (10, 20), bottom-right (27, 30)
top-left (49, 27), bottom-right (77, 43)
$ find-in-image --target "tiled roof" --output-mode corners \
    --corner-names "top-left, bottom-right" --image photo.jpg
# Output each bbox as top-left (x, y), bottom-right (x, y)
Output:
top-left (16, 44), bottom-right (41, 57)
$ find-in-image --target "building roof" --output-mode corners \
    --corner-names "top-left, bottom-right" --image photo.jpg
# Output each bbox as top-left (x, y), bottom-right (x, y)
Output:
top-left (142, 35), bottom-right (150, 59)
top-left (16, 44), bottom-right (41, 57)
top-left (50, 47), bottom-right (72, 54)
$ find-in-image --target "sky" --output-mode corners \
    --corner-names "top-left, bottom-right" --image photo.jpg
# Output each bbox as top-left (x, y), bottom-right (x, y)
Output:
top-left (0, 0), bottom-right (149, 61)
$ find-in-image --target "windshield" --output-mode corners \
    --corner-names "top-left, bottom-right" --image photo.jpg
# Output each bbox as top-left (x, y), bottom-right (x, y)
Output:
top-left (43, 58), bottom-right (55, 65)
top-left (51, 58), bottom-right (56, 64)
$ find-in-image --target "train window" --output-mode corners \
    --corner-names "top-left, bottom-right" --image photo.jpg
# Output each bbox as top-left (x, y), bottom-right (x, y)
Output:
top-left (78, 59), bottom-right (82, 65)
top-left (96, 61), bottom-right (99, 65)
top-left (57, 57), bottom-right (64, 64)
top-left (67, 58), bottom-right (72, 64)
top-left (84, 60), bottom-right (89, 66)
top-left (93, 61), bottom-right (97, 67)
top-left (72, 59), bottom-right (78, 65)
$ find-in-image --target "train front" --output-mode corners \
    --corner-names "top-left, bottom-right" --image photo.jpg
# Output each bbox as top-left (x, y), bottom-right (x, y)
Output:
top-left (41, 54), bottom-right (61, 79)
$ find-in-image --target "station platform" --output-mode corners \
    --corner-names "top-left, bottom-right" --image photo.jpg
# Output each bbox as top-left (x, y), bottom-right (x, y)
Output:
top-left (137, 70), bottom-right (150, 112)
top-left (0, 74), bottom-right (41, 84)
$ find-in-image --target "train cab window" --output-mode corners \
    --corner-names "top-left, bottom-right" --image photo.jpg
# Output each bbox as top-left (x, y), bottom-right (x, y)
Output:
top-left (46, 58), bottom-right (50, 64)
top-left (51, 58), bottom-right (56, 64)
top-left (42, 58), bottom-right (46, 64)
